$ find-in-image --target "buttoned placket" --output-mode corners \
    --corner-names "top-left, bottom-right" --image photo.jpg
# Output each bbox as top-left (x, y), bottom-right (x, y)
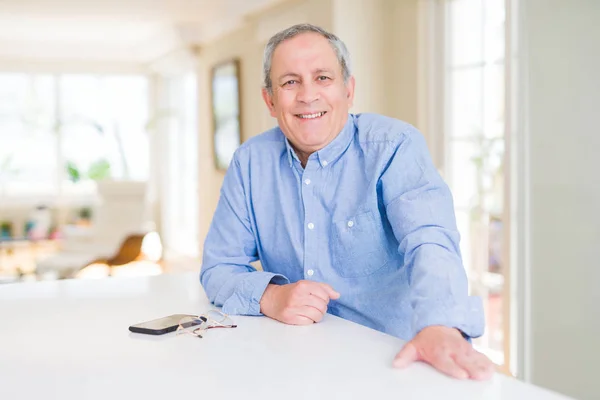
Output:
top-left (301, 157), bottom-right (320, 280)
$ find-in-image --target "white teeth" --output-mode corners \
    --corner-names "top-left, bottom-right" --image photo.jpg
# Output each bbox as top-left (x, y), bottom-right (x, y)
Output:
top-left (298, 112), bottom-right (325, 119)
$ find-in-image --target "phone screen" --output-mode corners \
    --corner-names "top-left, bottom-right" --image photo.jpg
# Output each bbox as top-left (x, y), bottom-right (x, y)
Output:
top-left (132, 314), bottom-right (194, 331)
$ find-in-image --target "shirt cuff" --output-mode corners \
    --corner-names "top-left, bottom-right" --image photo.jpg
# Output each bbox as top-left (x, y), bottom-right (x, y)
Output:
top-left (221, 272), bottom-right (289, 316)
top-left (458, 329), bottom-right (472, 343)
top-left (412, 296), bottom-right (485, 339)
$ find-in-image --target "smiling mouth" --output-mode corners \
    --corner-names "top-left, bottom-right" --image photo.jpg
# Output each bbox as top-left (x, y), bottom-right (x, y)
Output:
top-left (295, 111), bottom-right (327, 119)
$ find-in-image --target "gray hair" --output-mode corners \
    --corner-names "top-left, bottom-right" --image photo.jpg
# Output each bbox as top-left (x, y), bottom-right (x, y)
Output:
top-left (262, 23), bottom-right (352, 94)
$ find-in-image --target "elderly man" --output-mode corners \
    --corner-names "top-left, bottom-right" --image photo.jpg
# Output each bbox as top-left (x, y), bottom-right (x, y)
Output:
top-left (201, 23), bottom-right (493, 380)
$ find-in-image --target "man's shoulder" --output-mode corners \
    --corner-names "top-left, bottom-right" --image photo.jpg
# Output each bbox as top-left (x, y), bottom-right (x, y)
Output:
top-left (353, 113), bottom-right (421, 147)
top-left (235, 125), bottom-right (285, 158)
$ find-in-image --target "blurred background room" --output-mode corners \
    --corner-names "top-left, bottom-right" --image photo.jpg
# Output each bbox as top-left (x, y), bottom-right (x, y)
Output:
top-left (0, 0), bottom-right (598, 399)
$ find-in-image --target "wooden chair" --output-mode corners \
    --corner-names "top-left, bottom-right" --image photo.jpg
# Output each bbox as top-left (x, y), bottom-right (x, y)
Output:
top-left (36, 181), bottom-right (153, 279)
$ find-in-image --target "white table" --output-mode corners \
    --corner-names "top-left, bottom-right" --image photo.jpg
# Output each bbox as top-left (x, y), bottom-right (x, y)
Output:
top-left (0, 273), bottom-right (570, 400)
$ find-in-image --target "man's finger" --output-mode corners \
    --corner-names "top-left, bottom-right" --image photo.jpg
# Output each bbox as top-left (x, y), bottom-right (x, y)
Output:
top-left (454, 351), bottom-right (494, 380)
top-left (318, 283), bottom-right (341, 299)
top-left (430, 353), bottom-right (469, 380)
top-left (307, 294), bottom-right (328, 315)
top-left (307, 284), bottom-right (332, 303)
top-left (393, 342), bottom-right (420, 368)
top-left (290, 314), bottom-right (315, 325)
top-left (298, 306), bottom-right (325, 323)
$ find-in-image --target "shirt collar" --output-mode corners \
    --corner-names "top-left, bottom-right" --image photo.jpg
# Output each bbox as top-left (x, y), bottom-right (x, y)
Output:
top-left (315, 114), bottom-right (355, 168)
top-left (284, 135), bottom-right (300, 168)
top-left (283, 114), bottom-right (355, 168)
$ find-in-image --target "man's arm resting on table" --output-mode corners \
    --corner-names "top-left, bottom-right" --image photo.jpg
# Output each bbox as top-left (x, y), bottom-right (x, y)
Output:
top-left (380, 126), bottom-right (492, 380)
top-left (201, 264), bottom-right (289, 315)
top-left (200, 151), bottom-right (290, 316)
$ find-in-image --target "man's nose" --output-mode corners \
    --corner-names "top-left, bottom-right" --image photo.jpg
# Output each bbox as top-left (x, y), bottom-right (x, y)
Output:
top-left (296, 81), bottom-right (320, 104)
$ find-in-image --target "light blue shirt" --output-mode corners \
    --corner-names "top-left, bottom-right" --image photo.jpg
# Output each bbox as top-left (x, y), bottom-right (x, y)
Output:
top-left (201, 113), bottom-right (484, 340)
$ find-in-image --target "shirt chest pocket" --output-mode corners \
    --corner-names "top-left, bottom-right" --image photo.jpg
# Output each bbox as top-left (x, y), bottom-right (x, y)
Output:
top-left (330, 210), bottom-right (392, 278)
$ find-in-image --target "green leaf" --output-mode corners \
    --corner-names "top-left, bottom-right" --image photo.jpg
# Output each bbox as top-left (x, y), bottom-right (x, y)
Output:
top-left (87, 158), bottom-right (111, 181)
top-left (66, 161), bottom-right (81, 183)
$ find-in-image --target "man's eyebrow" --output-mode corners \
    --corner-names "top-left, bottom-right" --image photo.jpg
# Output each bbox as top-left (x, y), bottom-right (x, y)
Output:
top-left (277, 72), bottom-right (300, 81)
top-left (277, 69), bottom-right (335, 81)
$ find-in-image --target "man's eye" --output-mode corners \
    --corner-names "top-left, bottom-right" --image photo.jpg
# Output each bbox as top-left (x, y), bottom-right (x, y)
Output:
top-left (283, 80), bottom-right (297, 86)
top-left (317, 76), bottom-right (330, 81)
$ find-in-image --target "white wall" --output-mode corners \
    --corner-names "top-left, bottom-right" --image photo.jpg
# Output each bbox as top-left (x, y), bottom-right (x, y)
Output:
top-left (332, 0), bottom-right (388, 115)
top-left (522, 1), bottom-right (600, 399)
top-left (332, 0), bottom-right (420, 125)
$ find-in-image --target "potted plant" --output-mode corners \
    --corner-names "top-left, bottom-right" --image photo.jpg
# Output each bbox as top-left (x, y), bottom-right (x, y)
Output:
top-left (0, 221), bottom-right (12, 239)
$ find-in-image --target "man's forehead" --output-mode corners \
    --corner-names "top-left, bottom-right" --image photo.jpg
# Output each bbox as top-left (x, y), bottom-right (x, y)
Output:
top-left (271, 33), bottom-right (340, 72)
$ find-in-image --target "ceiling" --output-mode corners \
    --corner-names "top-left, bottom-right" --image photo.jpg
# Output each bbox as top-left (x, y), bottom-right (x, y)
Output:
top-left (0, 0), bottom-right (283, 63)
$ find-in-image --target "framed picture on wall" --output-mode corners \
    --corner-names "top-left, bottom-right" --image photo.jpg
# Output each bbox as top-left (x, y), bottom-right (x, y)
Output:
top-left (211, 59), bottom-right (242, 171)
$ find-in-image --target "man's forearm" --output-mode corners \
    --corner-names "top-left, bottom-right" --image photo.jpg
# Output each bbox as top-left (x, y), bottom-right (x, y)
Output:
top-left (407, 242), bottom-right (484, 339)
top-left (200, 264), bottom-right (289, 315)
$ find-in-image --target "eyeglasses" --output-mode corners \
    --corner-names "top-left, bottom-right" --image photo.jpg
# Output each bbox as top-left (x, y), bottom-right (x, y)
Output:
top-left (176, 310), bottom-right (237, 339)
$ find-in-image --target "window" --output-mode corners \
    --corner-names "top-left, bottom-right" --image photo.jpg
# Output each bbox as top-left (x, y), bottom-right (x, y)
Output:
top-left (159, 73), bottom-right (199, 258)
top-left (0, 74), bottom-right (58, 197)
top-left (444, 0), bottom-right (508, 367)
top-left (0, 73), bottom-right (149, 200)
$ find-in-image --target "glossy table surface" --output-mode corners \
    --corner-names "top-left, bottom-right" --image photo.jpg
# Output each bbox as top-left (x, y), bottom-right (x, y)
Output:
top-left (0, 273), bottom-right (571, 399)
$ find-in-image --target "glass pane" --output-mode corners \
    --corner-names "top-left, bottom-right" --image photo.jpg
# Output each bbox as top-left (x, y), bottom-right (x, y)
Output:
top-left (0, 116), bottom-right (25, 186)
top-left (484, 63), bottom-right (505, 139)
top-left (448, 140), bottom-right (479, 209)
top-left (449, 68), bottom-right (483, 138)
top-left (60, 75), bottom-right (104, 120)
top-left (477, 214), bottom-right (505, 365)
top-left (0, 73), bottom-right (28, 114)
top-left (485, 139), bottom-right (504, 215)
top-left (59, 74), bottom-right (107, 188)
top-left (0, 74), bottom-right (58, 196)
top-left (59, 74), bottom-right (149, 186)
top-left (448, 0), bottom-right (484, 67)
top-left (103, 76), bottom-right (149, 181)
top-left (485, 0), bottom-right (506, 63)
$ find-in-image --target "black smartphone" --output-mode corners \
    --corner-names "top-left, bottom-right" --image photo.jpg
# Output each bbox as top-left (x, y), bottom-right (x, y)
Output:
top-left (129, 314), bottom-right (197, 335)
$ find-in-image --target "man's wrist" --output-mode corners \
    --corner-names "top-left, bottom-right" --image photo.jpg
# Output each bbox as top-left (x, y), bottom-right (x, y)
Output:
top-left (419, 325), bottom-right (463, 338)
top-left (259, 283), bottom-right (277, 315)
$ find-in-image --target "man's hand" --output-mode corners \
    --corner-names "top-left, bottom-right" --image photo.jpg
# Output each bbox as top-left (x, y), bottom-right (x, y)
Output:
top-left (393, 325), bottom-right (494, 380)
top-left (259, 280), bottom-right (340, 325)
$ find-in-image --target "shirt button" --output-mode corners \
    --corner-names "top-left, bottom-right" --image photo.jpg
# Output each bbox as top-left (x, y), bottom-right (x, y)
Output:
top-left (347, 220), bottom-right (354, 227)
top-left (304, 179), bottom-right (311, 185)
top-left (307, 223), bottom-right (315, 230)
top-left (307, 269), bottom-right (314, 276)
top-left (322, 160), bottom-right (328, 167)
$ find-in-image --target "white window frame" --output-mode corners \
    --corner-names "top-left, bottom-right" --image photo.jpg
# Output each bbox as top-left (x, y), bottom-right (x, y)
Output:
top-left (419, 0), bottom-right (524, 377)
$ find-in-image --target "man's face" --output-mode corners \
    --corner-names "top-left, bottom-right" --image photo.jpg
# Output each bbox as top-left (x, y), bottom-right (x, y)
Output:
top-left (262, 32), bottom-right (355, 155)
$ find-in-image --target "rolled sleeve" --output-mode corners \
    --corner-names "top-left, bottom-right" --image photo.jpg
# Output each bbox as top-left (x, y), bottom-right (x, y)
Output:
top-left (382, 127), bottom-right (485, 339)
top-left (201, 151), bottom-right (290, 316)
top-left (221, 272), bottom-right (289, 315)
top-left (411, 293), bottom-right (484, 339)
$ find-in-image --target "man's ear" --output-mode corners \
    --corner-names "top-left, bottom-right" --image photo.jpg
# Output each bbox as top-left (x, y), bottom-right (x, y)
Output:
top-left (262, 88), bottom-right (277, 118)
top-left (346, 76), bottom-right (356, 108)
